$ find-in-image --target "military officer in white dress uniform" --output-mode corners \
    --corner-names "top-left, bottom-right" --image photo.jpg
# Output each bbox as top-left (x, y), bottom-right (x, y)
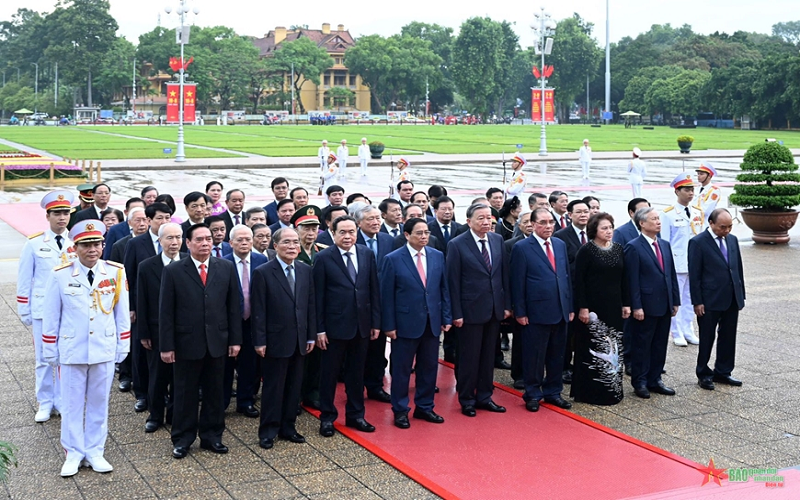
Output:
top-left (17, 190), bottom-right (78, 422)
top-left (42, 220), bottom-right (131, 477)
top-left (322, 152), bottom-right (340, 200)
top-left (318, 140), bottom-right (330, 169)
top-left (504, 152), bottom-right (528, 198)
top-left (579, 139), bottom-right (592, 179)
top-left (660, 173), bottom-right (704, 346)
top-left (337, 139), bottom-right (349, 181)
top-left (628, 147), bottom-right (647, 197)
top-left (358, 137), bottom-right (370, 177)
top-left (695, 163), bottom-right (722, 227)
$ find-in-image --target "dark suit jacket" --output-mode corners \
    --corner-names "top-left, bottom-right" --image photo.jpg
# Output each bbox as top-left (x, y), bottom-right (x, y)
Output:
top-left (379, 246), bottom-right (452, 337)
top-left (316, 230), bottom-right (334, 246)
top-left (447, 231), bottom-right (509, 324)
top-left (553, 225), bottom-right (584, 288)
top-left (74, 206), bottom-right (103, 224)
top-left (380, 223), bottom-right (402, 237)
top-left (613, 220), bottom-right (639, 246)
top-left (263, 201), bottom-right (279, 227)
top-left (427, 220), bottom-right (461, 255)
top-left (137, 252), bottom-right (187, 346)
top-left (503, 234), bottom-right (525, 263)
top-left (268, 221), bottom-right (291, 249)
top-left (251, 258), bottom-right (316, 357)
top-left (356, 231), bottom-right (394, 269)
top-left (219, 210), bottom-right (245, 242)
top-left (263, 249), bottom-right (277, 261)
top-left (123, 231), bottom-right (158, 312)
top-left (551, 211), bottom-right (571, 230)
top-left (179, 219), bottom-right (203, 253)
top-left (688, 231), bottom-right (745, 311)
top-left (211, 242), bottom-right (232, 259)
top-left (109, 234), bottom-right (132, 265)
top-left (103, 222), bottom-right (131, 260)
top-left (223, 251), bottom-right (268, 316)
top-left (510, 236), bottom-right (572, 325)
top-left (624, 235), bottom-right (681, 316)
top-left (159, 256), bottom-right (243, 360)
top-left (313, 245), bottom-right (381, 340)
top-left (392, 232), bottom-right (443, 252)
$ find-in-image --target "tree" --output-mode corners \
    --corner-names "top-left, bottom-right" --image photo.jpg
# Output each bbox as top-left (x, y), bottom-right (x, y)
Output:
top-left (326, 87), bottom-right (355, 109)
top-left (547, 14), bottom-right (602, 119)
top-left (400, 22), bottom-right (455, 111)
top-left (619, 66), bottom-right (679, 114)
top-left (344, 35), bottom-right (395, 112)
top-left (773, 21), bottom-right (800, 45)
top-left (94, 37), bottom-right (137, 108)
top-left (451, 17), bottom-right (505, 115)
top-left (268, 37), bottom-right (333, 113)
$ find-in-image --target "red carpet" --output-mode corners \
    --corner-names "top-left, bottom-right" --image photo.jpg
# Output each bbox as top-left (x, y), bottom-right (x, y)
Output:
top-left (311, 362), bottom-right (798, 500)
top-left (0, 203), bottom-right (46, 237)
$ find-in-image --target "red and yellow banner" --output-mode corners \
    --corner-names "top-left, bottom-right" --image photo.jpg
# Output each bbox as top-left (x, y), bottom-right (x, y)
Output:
top-left (166, 83), bottom-right (196, 124)
top-left (531, 88), bottom-right (555, 123)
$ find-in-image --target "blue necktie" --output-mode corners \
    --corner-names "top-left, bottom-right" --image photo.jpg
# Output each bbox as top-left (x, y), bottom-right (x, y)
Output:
top-left (718, 237), bottom-right (728, 263)
top-left (443, 225), bottom-right (450, 243)
top-left (367, 238), bottom-right (377, 258)
top-left (345, 252), bottom-right (357, 282)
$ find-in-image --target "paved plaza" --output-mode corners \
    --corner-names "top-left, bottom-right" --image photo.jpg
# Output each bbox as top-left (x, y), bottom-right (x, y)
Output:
top-left (1, 153), bottom-right (800, 498)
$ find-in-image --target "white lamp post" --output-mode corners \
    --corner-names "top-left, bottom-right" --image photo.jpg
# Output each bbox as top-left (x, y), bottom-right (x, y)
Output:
top-left (31, 63), bottom-right (39, 113)
top-left (532, 8), bottom-right (556, 156)
top-left (605, 0), bottom-right (611, 124)
top-left (164, 1), bottom-right (199, 162)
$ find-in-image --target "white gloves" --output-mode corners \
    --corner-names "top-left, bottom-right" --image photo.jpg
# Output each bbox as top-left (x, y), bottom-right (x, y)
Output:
top-left (45, 357), bottom-right (59, 367)
top-left (114, 352), bottom-right (128, 364)
top-left (20, 315), bottom-right (32, 327)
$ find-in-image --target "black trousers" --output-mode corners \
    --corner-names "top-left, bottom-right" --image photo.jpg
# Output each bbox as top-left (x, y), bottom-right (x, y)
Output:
top-left (521, 321), bottom-right (567, 402)
top-left (224, 320), bottom-right (258, 408)
top-left (563, 315), bottom-right (578, 372)
top-left (510, 322), bottom-right (523, 382)
top-left (259, 348), bottom-right (305, 440)
top-left (131, 322), bottom-right (149, 400)
top-left (301, 348), bottom-right (322, 403)
top-left (171, 354), bottom-right (226, 448)
top-left (696, 299), bottom-right (739, 379)
top-left (364, 332), bottom-right (388, 394)
top-left (630, 312), bottom-right (671, 389)
top-left (442, 328), bottom-right (457, 363)
top-left (319, 335), bottom-right (369, 423)
top-left (456, 321), bottom-right (499, 406)
top-left (145, 340), bottom-right (173, 424)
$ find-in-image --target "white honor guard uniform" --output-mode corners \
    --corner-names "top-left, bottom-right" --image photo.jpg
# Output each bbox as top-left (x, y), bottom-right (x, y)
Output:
top-left (17, 190), bottom-right (77, 422)
top-left (628, 147), bottom-right (647, 197)
top-left (42, 220), bottom-right (130, 477)
top-left (392, 157), bottom-right (412, 200)
top-left (579, 139), bottom-right (592, 179)
top-left (660, 173), bottom-right (704, 346)
top-left (358, 137), bottom-right (370, 176)
top-left (317, 140), bottom-right (330, 169)
top-left (695, 163), bottom-right (722, 227)
top-left (505, 152), bottom-right (528, 197)
top-left (337, 140), bottom-right (349, 181)
top-left (322, 152), bottom-right (340, 192)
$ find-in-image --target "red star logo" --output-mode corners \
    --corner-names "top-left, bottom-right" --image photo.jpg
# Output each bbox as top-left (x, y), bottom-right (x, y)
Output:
top-left (169, 90), bottom-right (177, 97)
top-left (699, 458), bottom-right (728, 486)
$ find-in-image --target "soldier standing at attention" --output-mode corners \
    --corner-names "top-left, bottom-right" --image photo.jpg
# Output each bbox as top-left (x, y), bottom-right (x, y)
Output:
top-left (42, 220), bottom-right (131, 477)
top-left (358, 137), bottom-right (370, 178)
top-left (628, 148), bottom-right (647, 198)
top-left (579, 139), bottom-right (592, 180)
top-left (294, 206), bottom-right (327, 266)
top-left (318, 140), bottom-right (330, 170)
top-left (17, 190), bottom-right (78, 422)
top-left (695, 163), bottom-right (721, 227)
top-left (504, 153), bottom-right (528, 198)
top-left (660, 173), bottom-right (704, 347)
top-left (337, 139), bottom-right (349, 182)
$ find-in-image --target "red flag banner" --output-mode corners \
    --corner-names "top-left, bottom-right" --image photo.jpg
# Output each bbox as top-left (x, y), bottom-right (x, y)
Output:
top-left (531, 88), bottom-right (556, 123)
top-left (165, 83), bottom-right (196, 124)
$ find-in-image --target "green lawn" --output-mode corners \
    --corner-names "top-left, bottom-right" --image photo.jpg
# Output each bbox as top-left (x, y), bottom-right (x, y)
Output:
top-left (0, 124), bottom-right (797, 160)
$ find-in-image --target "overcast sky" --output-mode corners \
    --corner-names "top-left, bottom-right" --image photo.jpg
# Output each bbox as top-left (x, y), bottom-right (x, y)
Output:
top-left (2, 0), bottom-right (795, 49)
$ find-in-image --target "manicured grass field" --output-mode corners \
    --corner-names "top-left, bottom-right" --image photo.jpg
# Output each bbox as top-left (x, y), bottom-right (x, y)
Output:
top-left (0, 124), bottom-right (797, 160)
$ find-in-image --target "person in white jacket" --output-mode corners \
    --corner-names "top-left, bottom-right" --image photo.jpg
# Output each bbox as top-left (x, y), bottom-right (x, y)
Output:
top-left (317, 140), bottom-right (330, 169)
top-left (358, 137), bottom-right (370, 177)
top-left (336, 140), bottom-right (349, 181)
top-left (628, 147), bottom-right (647, 197)
top-left (579, 139), bottom-right (592, 180)
top-left (504, 152), bottom-right (528, 198)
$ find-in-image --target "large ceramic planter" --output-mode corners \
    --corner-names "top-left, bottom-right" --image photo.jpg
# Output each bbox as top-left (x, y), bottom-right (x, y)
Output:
top-left (741, 209), bottom-right (799, 244)
top-left (678, 141), bottom-right (693, 154)
top-left (369, 144), bottom-right (384, 159)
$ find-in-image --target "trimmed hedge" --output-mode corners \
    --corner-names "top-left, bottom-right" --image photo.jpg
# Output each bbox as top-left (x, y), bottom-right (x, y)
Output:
top-left (729, 142), bottom-right (800, 211)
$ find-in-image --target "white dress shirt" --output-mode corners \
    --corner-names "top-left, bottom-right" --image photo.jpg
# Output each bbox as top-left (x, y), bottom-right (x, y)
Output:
top-left (190, 256), bottom-right (210, 276)
top-left (572, 224), bottom-right (587, 243)
top-left (161, 253), bottom-right (180, 267)
top-left (531, 233), bottom-right (553, 256)
top-left (338, 245), bottom-right (358, 273)
top-left (407, 244), bottom-right (427, 276)
top-left (642, 233), bottom-right (659, 257)
top-left (470, 229), bottom-right (492, 266)
top-left (150, 230), bottom-right (160, 254)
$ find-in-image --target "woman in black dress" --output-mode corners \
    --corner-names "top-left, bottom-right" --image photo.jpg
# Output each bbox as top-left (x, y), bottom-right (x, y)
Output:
top-left (570, 212), bottom-right (631, 405)
top-left (496, 196), bottom-right (521, 241)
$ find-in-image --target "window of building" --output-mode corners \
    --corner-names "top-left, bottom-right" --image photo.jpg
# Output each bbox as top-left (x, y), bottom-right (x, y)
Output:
top-left (333, 71), bottom-right (346, 86)
top-left (324, 74), bottom-right (330, 85)
top-left (349, 75), bottom-right (356, 86)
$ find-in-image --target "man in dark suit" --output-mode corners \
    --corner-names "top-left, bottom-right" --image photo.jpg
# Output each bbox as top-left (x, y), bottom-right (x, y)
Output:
top-left (313, 216), bottom-right (381, 437)
top-left (378, 198), bottom-right (403, 237)
top-left (688, 209), bottom-right (745, 390)
top-left (124, 202), bottom-right (173, 412)
top-left (380, 218), bottom-right (452, 429)
top-left (222, 225), bottom-right (268, 416)
top-left (317, 206), bottom-right (347, 246)
top-left (137, 222), bottom-right (184, 432)
top-left (447, 203), bottom-right (510, 416)
top-left (219, 189), bottom-right (246, 241)
top-left (206, 216), bottom-right (232, 258)
top-left (624, 207), bottom-right (681, 399)
top-left (252, 227), bottom-right (316, 449)
top-left (263, 177), bottom-right (290, 226)
top-left (179, 192), bottom-right (207, 252)
top-left (74, 183), bottom-right (112, 223)
top-left (503, 210), bottom-right (533, 388)
top-left (549, 191), bottom-right (570, 229)
top-left (553, 199), bottom-right (591, 385)
top-left (510, 208), bottom-right (574, 412)
top-left (393, 204), bottom-right (444, 252)
top-left (613, 198), bottom-right (650, 245)
top-left (427, 196), bottom-right (460, 257)
top-left (268, 200), bottom-right (296, 248)
top-left (159, 224), bottom-right (242, 459)
top-left (103, 197), bottom-right (145, 259)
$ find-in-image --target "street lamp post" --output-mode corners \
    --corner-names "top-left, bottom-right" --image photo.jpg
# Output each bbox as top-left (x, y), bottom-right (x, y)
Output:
top-left (605, 0), bottom-right (611, 124)
top-left (532, 8), bottom-right (556, 156)
top-left (31, 63), bottom-right (39, 113)
top-left (165, 1), bottom-right (199, 163)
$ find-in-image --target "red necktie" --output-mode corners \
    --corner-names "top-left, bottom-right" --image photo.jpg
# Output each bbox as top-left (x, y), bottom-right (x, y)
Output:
top-left (580, 230), bottom-right (586, 245)
top-left (652, 241), bottom-right (664, 271)
top-left (416, 252), bottom-right (427, 287)
top-left (199, 263), bottom-right (207, 286)
top-left (560, 215), bottom-right (566, 229)
top-left (544, 241), bottom-right (556, 271)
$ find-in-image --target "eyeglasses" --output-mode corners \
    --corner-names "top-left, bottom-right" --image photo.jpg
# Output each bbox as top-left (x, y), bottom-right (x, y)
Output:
top-left (535, 220), bottom-right (556, 226)
top-left (278, 240), bottom-right (300, 247)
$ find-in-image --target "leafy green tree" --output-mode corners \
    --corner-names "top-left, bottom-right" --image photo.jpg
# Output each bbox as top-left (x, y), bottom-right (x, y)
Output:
top-left (451, 17), bottom-right (505, 115)
top-left (268, 37), bottom-right (333, 113)
top-left (619, 66), bottom-right (679, 114)
top-left (547, 14), bottom-right (602, 119)
top-left (94, 37), bottom-right (137, 108)
top-left (772, 21), bottom-right (800, 45)
top-left (401, 22), bottom-right (455, 110)
top-left (326, 87), bottom-right (355, 109)
top-left (344, 34), bottom-right (395, 112)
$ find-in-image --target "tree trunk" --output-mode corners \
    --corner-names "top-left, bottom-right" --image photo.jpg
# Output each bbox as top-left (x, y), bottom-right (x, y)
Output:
top-left (87, 71), bottom-right (93, 108)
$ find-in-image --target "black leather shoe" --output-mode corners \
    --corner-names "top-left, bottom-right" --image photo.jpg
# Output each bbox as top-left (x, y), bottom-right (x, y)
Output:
top-left (712, 374), bottom-right (742, 386)
top-left (413, 409), bottom-right (444, 423)
top-left (134, 399), bottom-right (147, 412)
top-left (625, 365), bottom-right (632, 376)
top-left (461, 405), bottom-right (476, 417)
top-left (172, 446), bottom-right (188, 459)
top-left (259, 438), bottom-right (274, 450)
top-left (302, 399), bottom-right (320, 410)
top-left (525, 400), bottom-right (540, 412)
top-left (648, 382), bottom-right (676, 396)
top-left (394, 412), bottom-right (410, 429)
top-left (236, 405), bottom-right (259, 418)
top-left (119, 380), bottom-right (131, 392)
top-left (513, 380), bottom-right (525, 390)
top-left (200, 442), bottom-right (228, 454)
top-left (345, 418), bottom-right (375, 432)
top-left (500, 337), bottom-right (510, 351)
top-left (434, 386), bottom-right (440, 393)
top-left (634, 386), bottom-right (651, 399)
top-left (144, 421), bottom-right (160, 433)
top-left (562, 370), bottom-right (573, 384)
top-left (494, 360), bottom-right (512, 370)
top-left (319, 421), bottom-right (335, 437)
top-left (279, 432), bottom-right (305, 444)
top-left (476, 401), bottom-right (506, 413)
top-left (367, 389), bottom-right (391, 403)
top-left (698, 378), bottom-right (715, 391)
top-left (544, 396), bottom-right (572, 409)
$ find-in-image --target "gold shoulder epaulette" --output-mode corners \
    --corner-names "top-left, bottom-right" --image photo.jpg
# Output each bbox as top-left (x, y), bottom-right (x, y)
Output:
top-left (663, 206), bottom-right (674, 213)
top-left (105, 260), bottom-right (124, 268)
top-left (70, 207), bottom-right (77, 214)
top-left (28, 232), bottom-right (44, 239)
top-left (55, 262), bottom-right (72, 271)
top-left (316, 243), bottom-right (329, 249)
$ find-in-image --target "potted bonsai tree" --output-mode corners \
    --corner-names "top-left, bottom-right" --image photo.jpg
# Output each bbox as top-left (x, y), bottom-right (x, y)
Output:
top-left (369, 141), bottom-right (385, 159)
top-left (677, 135), bottom-right (694, 154)
top-left (729, 142), bottom-right (800, 244)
